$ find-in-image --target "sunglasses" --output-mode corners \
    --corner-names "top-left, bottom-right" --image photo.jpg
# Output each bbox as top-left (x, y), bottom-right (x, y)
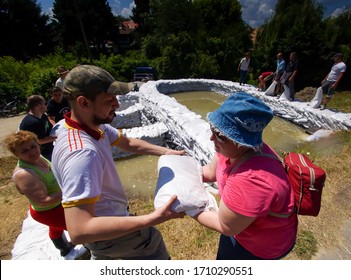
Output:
top-left (210, 126), bottom-right (227, 143)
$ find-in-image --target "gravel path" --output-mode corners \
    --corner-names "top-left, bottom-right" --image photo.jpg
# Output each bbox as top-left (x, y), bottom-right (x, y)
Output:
top-left (0, 114), bottom-right (24, 157)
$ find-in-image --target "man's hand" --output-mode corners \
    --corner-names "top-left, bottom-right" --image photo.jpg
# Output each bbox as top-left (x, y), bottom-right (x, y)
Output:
top-left (152, 195), bottom-right (185, 224)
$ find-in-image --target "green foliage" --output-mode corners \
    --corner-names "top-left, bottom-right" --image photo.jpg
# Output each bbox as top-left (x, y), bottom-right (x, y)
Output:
top-left (0, 52), bottom-right (79, 101)
top-left (0, 0), bottom-right (350, 91)
top-left (328, 91), bottom-right (351, 113)
top-left (324, 8), bottom-right (351, 89)
top-left (150, 0), bottom-right (198, 36)
top-left (140, 0), bottom-right (252, 80)
top-left (28, 69), bottom-right (57, 99)
top-left (191, 52), bottom-right (220, 78)
top-left (0, 57), bottom-right (31, 101)
top-left (193, 0), bottom-right (243, 36)
top-left (95, 51), bottom-right (152, 82)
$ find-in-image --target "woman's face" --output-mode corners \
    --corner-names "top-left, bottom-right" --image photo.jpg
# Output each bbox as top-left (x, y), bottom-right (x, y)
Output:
top-left (14, 140), bottom-right (41, 163)
top-left (210, 126), bottom-right (241, 158)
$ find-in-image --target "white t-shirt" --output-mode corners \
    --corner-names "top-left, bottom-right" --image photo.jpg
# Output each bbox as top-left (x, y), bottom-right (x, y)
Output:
top-left (55, 77), bottom-right (64, 90)
top-left (239, 57), bottom-right (250, 71)
top-left (327, 62), bottom-right (346, 82)
top-left (52, 121), bottom-right (129, 217)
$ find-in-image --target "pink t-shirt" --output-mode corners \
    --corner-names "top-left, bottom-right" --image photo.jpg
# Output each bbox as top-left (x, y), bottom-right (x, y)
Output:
top-left (216, 144), bottom-right (298, 259)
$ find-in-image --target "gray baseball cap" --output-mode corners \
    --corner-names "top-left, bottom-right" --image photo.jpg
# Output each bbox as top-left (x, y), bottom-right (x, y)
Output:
top-left (63, 65), bottom-right (134, 100)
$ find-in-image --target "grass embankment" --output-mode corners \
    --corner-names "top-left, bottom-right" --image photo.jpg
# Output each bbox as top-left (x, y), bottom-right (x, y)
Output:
top-left (1, 90), bottom-right (350, 260)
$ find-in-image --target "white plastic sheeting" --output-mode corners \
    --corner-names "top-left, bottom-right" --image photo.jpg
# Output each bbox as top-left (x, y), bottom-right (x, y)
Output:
top-left (11, 211), bottom-right (87, 260)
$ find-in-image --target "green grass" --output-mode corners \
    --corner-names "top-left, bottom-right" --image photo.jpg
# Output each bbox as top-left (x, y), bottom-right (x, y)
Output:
top-left (294, 230), bottom-right (318, 259)
top-left (328, 91), bottom-right (351, 113)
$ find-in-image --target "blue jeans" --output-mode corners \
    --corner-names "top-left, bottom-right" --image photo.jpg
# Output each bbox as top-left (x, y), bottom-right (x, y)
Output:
top-left (216, 234), bottom-right (294, 260)
top-left (239, 70), bottom-right (248, 84)
top-left (216, 235), bottom-right (262, 260)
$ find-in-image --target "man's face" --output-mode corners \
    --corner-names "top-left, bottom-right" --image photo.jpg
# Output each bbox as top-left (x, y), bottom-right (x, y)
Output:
top-left (60, 72), bottom-right (68, 80)
top-left (52, 90), bottom-right (63, 103)
top-left (334, 56), bottom-right (342, 63)
top-left (91, 92), bottom-right (120, 125)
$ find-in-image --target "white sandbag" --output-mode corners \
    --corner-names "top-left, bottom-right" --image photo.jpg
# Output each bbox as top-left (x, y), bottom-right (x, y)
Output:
top-left (279, 85), bottom-right (290, 100)
top-left (264, 80), bottom-right (277, 96)
top-left (11, 211), bottom-right (87, 260)
top-left (154, 155), bottom-right (217, 216)
top-left (309, 87), bottom-right (323, 108)
top-left (306, 129), bottom-right (334, 142)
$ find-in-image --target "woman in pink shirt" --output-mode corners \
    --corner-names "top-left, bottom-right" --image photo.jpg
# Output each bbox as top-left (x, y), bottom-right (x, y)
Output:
top-left (193, 92), bottom-right (298, 259)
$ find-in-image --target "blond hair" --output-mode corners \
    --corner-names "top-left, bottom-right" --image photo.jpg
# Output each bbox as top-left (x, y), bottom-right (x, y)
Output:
top-left (4, 130), bottom-right (39, 156)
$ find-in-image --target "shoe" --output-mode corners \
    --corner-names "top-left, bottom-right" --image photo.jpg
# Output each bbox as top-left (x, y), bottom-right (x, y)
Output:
top-left (320, 105), bottom-right (326, 110)
top-left (51, 236), bottom-right (75, 257)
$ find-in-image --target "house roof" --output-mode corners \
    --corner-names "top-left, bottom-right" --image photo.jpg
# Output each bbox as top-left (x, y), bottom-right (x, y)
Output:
top-left (119, 20), bottom-right (139, 35)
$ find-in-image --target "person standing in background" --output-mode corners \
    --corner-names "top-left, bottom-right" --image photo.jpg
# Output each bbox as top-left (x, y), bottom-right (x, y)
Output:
top-left (318, 53), bottom-right (346, 110)
top-left (55, 66), bottom-right (69, 91)
top-left (274, 52), bottom-right (286, 95)
top-left (47, 86), bottom-right (71, 126)
top-left (280, 52), bottom-right (299, 101)
top-left (19, 95), bottom-right (55, 160)
top-left (237, 52), bottom-right (251, 85)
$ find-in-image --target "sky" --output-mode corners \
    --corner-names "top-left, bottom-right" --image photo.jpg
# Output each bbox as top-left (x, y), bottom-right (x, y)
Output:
top-left (38, 0), bottom-right (350, 28)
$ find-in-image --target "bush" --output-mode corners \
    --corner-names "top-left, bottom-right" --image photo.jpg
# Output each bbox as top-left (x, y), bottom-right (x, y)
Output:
top-left (28, 69), bottom-right (58, 99)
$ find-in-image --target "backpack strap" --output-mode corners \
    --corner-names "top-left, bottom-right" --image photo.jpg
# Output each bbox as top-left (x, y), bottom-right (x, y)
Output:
top-left (229, 151), bottom-right (296, 218)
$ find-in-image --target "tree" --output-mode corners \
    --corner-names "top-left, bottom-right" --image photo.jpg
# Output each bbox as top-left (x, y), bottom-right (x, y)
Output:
top-left (52, 0), bottom-right (120, 59)
top-left (194, 0), bottom-right (252, 80)
top-left (139, 0), bottom-right (252, 80)
top-left (140, 0), bottom-right (201, 77)
top-left (131, 0), bottom-right (150, 36)
top-left (0, 0), bottom-right (52, 60)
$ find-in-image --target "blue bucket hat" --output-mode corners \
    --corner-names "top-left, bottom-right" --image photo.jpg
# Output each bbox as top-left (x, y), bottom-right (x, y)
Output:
top-left (207, 92), bottom-right (273, 149)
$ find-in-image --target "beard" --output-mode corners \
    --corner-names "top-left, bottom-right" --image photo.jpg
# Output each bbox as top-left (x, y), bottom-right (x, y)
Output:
top-left (92, 111), bottom-right (116, 125)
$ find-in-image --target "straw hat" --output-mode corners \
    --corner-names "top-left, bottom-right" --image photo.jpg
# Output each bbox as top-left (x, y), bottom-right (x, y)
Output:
top-left (57, 66), bottom-right (69, 75)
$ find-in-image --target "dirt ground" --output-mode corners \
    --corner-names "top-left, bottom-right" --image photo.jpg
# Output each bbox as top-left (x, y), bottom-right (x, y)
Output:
top-left (0, 114), bottom-right (24, 157)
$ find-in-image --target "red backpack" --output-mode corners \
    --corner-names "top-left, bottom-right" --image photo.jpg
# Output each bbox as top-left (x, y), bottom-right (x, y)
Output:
top-left (230, 151), bottom-right (326, 217)
top-left (284, 152), bottom-right (326, 216)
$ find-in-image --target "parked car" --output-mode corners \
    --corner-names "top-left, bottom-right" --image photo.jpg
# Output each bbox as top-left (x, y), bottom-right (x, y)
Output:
top-left (133, 66), bottom-right (157, 82)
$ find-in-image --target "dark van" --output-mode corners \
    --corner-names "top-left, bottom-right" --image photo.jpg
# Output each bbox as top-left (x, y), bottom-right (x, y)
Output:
top-left (133, 66), bottom-right (157, 82)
